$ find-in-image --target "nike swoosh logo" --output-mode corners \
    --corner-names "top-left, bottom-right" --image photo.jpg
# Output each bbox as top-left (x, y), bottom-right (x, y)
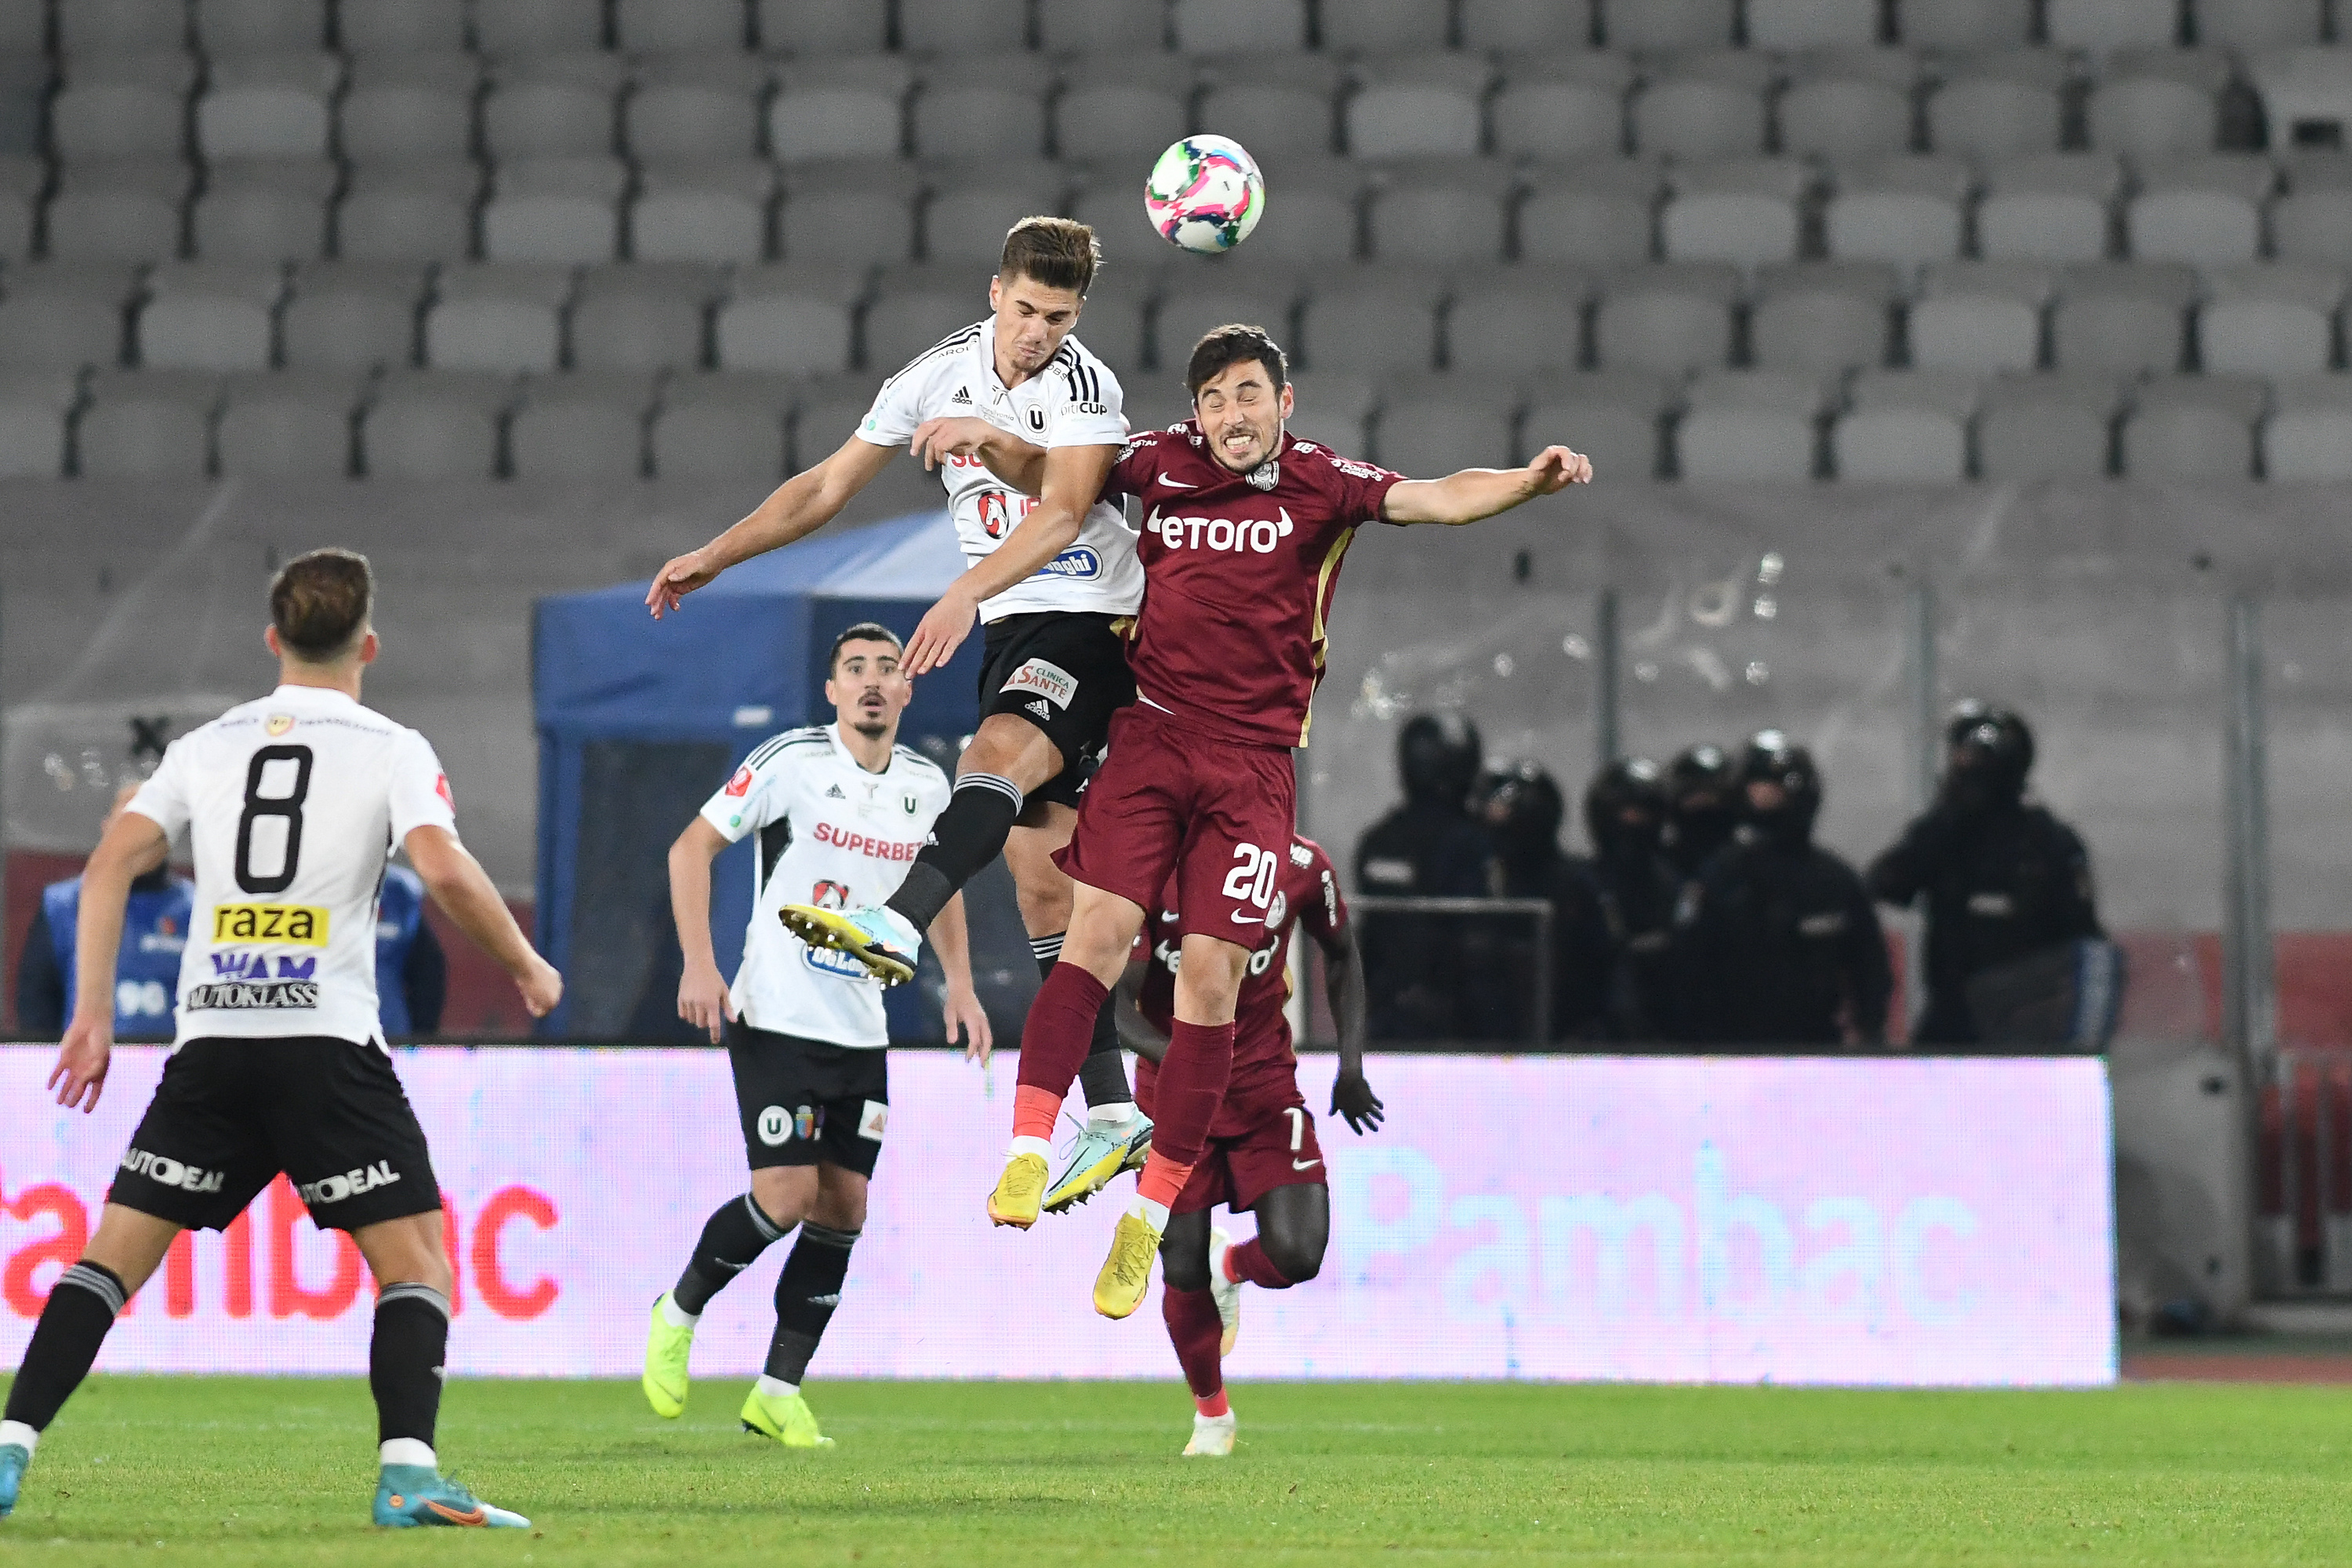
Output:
top-left (425, 1501), bottom-right (488, 1526)
top-left (1230, 912), bottom-right (1261, 924)
top-left (1160, 473), bottom-right (1192, 488)
top-left (1292, 1158), bottom-right (1321, 1171)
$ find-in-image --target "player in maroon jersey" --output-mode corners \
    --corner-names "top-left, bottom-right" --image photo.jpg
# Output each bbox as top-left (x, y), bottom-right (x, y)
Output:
top-left (913, 324), bottom-right (1590, 1318)
top-left (1111, 832), bottom-right (1376, 1457)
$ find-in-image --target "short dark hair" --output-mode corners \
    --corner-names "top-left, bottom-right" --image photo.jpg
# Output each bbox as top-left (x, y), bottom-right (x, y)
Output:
top-left (1000, 216), bottom-right (1100, 296)
top-left (270, 547), bottom-right (374, 661)
top-left (829, 622), bottom-right (903, 673)
top-left (1185, 324), bottom-right (1288, 400)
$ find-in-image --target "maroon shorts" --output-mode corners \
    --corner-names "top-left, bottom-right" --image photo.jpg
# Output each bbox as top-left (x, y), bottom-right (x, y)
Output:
top-left (1056, 705), bottom-right (1298, 943)
top-left (1138, 1059), bottom-right (1326, 1216)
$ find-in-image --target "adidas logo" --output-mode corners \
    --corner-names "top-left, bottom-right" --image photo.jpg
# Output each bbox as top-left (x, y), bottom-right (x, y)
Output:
top-left (826, 783), bottom-right (846, 799)
top-left (951, 387), bottom-right (972, 405)
top-left (1027, 699), bottom-right (1053, 720)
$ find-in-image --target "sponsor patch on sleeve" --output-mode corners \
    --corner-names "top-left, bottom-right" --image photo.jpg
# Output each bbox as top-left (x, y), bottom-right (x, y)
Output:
top-left (722, 764), bottom-right (753, 797)
top-left (1000, 658), bottom-right (1078, 709)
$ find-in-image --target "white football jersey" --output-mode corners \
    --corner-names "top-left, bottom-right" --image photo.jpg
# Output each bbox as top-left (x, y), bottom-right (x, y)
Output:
top-left (855, 316), bottom-right (1144, 622)
top-left (126, 684), bottom-right (457, 1051)
top-left (699, 724), bottom-right (953, 1048)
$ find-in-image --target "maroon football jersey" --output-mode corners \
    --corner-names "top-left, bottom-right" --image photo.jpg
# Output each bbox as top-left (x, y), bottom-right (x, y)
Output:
top-left (1102, 425), bottom-right (1404, 749)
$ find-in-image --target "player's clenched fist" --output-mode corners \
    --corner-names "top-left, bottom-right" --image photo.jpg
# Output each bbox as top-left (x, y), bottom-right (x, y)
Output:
top-left (517, 955), bottom-right (564, 1019)
top-left (1526, 445), bottom-right (1594, 492)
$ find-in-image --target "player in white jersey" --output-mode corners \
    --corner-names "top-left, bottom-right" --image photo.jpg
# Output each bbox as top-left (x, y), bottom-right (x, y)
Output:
top-left (641, 624), bottom-right (986, 1448)
top-left (645, 217), bottom-right (1155, 1211)
top-left (0, 550), bottom-right (561, 1530)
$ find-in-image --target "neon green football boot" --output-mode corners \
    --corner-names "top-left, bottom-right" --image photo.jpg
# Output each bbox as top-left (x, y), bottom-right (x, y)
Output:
top-left (642, 1294), bottom-right (694, 1418)
top-left (740, 1385), bottom-right (835, 1449)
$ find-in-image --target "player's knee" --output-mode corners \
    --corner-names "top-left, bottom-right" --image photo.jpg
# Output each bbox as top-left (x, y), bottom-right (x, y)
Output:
top-left (1160, 1244), bottom-right (1211, 1294)
top-left (1263, 1234), bottom-right (1324, 1283)
top-left (749, 1167), bottom-right (815, 1230)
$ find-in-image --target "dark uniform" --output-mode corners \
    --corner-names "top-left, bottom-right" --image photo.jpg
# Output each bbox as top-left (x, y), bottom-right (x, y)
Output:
top-left (1663, 743), bottom-right (1740, 882)
top-left (1478, 761), bottom-right (1609, 1040)
top-left (1577, 757), bottom-right (1687, 1042)
top-left (1867, 704), bottom-right (2101, 1046)
top-left (1355, 713), bottom-right (1496, 1040)
top-left (1682, 733), bottom-right (1890, 1048)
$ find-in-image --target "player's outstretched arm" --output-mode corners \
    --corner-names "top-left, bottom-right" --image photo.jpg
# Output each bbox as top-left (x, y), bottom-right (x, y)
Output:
top-left (1110, 960), bottom-right (1169, 1064)
top-left (644, 436), bottom-right (898, 618)
top-left (666, 817), bottom-right (735, 1045)
top-left (1318, 924), bottom-right (1382, 1134)
top-left (49, 808), bottom-right (169, 1112)
top-left (926, 892), bottom-right (993, 1063)
top-left (903, 441), bottom-right (1116, 674)
top-left (1380, 444), bottom-right (1593, 528)
top-left (404, 826), bottom-right (563, 1020)
top-left (908, 415), bottom-right (1049, 495)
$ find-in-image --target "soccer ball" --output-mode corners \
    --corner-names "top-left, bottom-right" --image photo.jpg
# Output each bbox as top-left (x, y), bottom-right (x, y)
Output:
top-left (1145, 136), bottom-right (1265, 255)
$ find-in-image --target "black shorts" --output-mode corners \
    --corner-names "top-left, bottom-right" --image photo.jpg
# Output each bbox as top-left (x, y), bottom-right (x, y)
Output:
top-left (110, 1036), bottom-right (441, 1234)
top-left (727, 1022), bottom-right (891, 1178)
top-left (976, 611), bottom-right (1137, 810)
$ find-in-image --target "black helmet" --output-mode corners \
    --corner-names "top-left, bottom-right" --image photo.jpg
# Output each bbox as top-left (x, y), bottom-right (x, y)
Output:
top-left (1398, 712), bottom-right (1483, 809)
top-left (1664, 742), bottom-right (1739, 866)
top-left (1737, 728), bottom-right (1822, 842)
top-left (1584, 756), bottom-right (1668, 858)
top-left (1481, 759), bottom-right (1566, 862)
top-left (1943, 701), bottom-right (2034, 811)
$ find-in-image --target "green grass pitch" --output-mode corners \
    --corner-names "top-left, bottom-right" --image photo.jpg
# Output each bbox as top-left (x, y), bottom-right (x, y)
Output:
top-left (2, 1375), bottom-right (2348, 1564)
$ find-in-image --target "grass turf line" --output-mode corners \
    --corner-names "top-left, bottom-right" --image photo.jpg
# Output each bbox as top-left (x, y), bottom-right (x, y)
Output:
top-left (0, 1377), bottom-right (2348, 1565)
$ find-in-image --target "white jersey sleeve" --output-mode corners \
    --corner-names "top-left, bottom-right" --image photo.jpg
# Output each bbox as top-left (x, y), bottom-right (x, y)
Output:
top-left (126, 739), bottom-right (194, 839)
top-left (856, 336), bottom-right (963, 448)
top-left (698, 731), bottom-right (810, 844)
top-left (387, 729), bottom-right (458, 843)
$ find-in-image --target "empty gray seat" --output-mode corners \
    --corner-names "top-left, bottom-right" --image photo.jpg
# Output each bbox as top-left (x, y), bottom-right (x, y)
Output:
top-left (1632, 56), bottom-right (1772, 159)
top-left (51, 53), bottom-right (193, 161)
top-left (1675, 368), bottom-right (1831, 481)
top-left (137, 260), bottom-right (286, 370)
top-left (0, 53), bottom-right (46, 158)
top-left (1777, 53), bottom-right (1918, 159)
top-left (473, 0), bottom-right (606, 54)
top-left (0, 154), bottom-right (42, 259)
top-left (2087, 49), bottom-right (2228, 159)
top-left (361, 369), bottom-right (517, 478)
top-left (2126, 154), bottom-right (2275, 266)
top-left (481, 54), bottom-right (626, 160)
top-left (216, 368), bottom-right (365, 476)
top-left (58, 0), bottom-right (189, 54)
top-left (1748, 0), bottom-right (1880, 48)
top-left (1660, 158), bottom-right (1812, 265)
top-left (1463, 0), bottom-right (1594, 47)
top-left (1519, 159), bottom-right (1661, 266)
top-left (1154, 264), bottom-right (1305, 370)
top-left (570, 263), bottom-right (727, 370)
top-left (1593, 262), bottom-right (1742, 371)
top-left (2199, 260), bottom-right (2344, 376)
top-left (2263, 373), bottom-right (2352, 479)
top-left (1348, 54), bottom-right (1495, 161)
top-left (779, 160), bottom-right (920, 263)
top-left (1908, 260), bottom-right (2055, 372)
top-left (510, 372), bottom-right (657, 481)
top-left (791, 372), bottom-right (890, 470)
top-left (2121, 374), bottom-right (2264, 479)
top-left (1926, 52), bottom-right (2067, 158)
top-left (1833, 369), bottom-right (1981, 481)
top-left (1066, 263), bottom-right (1155, 375)
top-left (756, 0), bottom-right (889, 54)
top-left (900, 0), bottom-right (1029, 52)
top-left (1523, 368), bottom-right (1672, 481)
top-left (77, 370), bottom-right (222, 478)
top-left (1977, 153), bottom-right (2122, 263)
top-left (1172, 0), bottom-right (1308, 53)
top-left (336, 160), bottom-right (481, 263)
top-left (1602, 0), bottom-right (1735, 49)
top-left (424, 263), bottom-right (576, 372)
top-left (281, 261), bottom-right (428, 368)
top-left (481, 156), bottom-right (627, 263)
top-left (1825, 155), bottom-right (1972, 262)
top-left (2273, 152), bottom-right (2352, 263)
top-left (1233, 157), bottom-right (1365, 267)
top-left (1054, 58), bottom-right (1189, 162)
top-left (1065, 161), bottom-right (1163, 258)
top-left (338, 0), bottom-right (467, 53)
top-left (191, 157), bottom-right (337, 260)
top-left (1898, 0), bottom-right (2032, 45)
top-left (626, 54), bottom-right (768, 162)
top-left (1323, 0), bottom-right (1452, 50)
top-left (1040, 0), bottom-right (1165, 52)
top-left (1280, 372), bottom-right (1376, 454)
top-left (1446, 266), bottom-right (1593, 377)
top-left (1373, 374), bottom-right (1521, 474)
top-left (0, 263), bottom-right (140, 368)
top-left (913, 56), bottom-right (1054, 162)
top-left (2249, 45), bottom-right (2352, 153)
top-left (0, 370), bottom-right (82, 477)
top-left (1296, 267), bottom-right (1448, 376)
top-left (45, 159), bottom-right (191, 262)
top-left (771, 58), bottom-right (909, 164)
top-left (2047, 0), bottom-right (2180, 48)
top-left (1750, 261), bottom-right (1898, 370)
top-left (615, 0), bottom-right (749, 53)
top-left (631, 160), bottom-right (774, 263)
top-left (198, 51), bottom-right (341, 160)
top-left (651, 372), bottom-right (796, 483)
top-left (1976, 372), bottom-right (2123, 480)
top-left (716, 263), bottom-right (866, 373)
top-left (336, 53), bottom-right (481, 162)
top-left (2051, 262), bottom-right (2196, 372)
top-left (1196, 55), bottom-right (1341, 161)
top-left (1491, 55), bottom-right (1632, 160)
top-left (1367, 158), bottom-right (1516, 266)
top-left (863, 264), bottom-right (989, 373)
top-left (2199, 0), bottom-right (2325, 48)
top-left (920, 161), bottom-right (1069, 266)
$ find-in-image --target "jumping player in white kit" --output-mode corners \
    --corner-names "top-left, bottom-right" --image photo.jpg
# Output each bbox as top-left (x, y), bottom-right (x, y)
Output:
top-left (0, 549), bottom-right (561, 1530)
top-left (645, 216), bottom-right (1155, 1211)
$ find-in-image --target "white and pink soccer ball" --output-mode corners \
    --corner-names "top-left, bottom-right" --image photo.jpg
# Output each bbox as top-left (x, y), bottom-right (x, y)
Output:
top-left (1144, 135), bottom-right (1266, 255)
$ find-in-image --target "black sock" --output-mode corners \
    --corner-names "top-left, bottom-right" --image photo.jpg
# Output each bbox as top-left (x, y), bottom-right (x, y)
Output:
top-left (370, 1283), bottom-right (449, 1453)
top-left (1034, 933), bottom-right (1132, 1110)
top-left (887, 775), bottom-right (1023, 931)
top-left (2, 1261), bottom-right (125, 1432)
top-left (764, 1222), bottom-right (857, 1386)
top-left (673, 1192), bottom-right (789, 1315)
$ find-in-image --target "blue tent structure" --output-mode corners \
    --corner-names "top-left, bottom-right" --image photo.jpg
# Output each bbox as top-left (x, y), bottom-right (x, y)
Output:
top-left (531, 512), bottom-right (1028, 1041)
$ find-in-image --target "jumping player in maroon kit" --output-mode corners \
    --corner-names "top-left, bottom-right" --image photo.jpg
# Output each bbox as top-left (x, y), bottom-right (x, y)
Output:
top-left (1112, 830), bottom-right (1377, 1457)
top-left (924, 324), bottom-right (1592, 1316)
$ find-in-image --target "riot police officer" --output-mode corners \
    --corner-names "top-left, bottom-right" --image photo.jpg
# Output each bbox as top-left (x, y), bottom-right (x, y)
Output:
top-left (1356, 713), bottom-right (1496, 1040)
top-left (1664, 743), bottom-right (1740, 880)
top-left (1681, 732), bottom-right (1889, 1047)
top-left (1578, 757), bottom-right (1686, 1040)
top-left (1476, 760), bottom-right (1608, 1040)
top-left (1867, 702), bottom-right (2101, 1046)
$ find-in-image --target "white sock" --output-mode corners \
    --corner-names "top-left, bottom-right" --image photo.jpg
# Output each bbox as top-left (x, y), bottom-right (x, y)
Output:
top-left (1131, 1196), bottom-right (1171, 1232)
top-left (659, 1293), bottom-right (699, 1329)
top-left (1088, 1102), bottom-right (1135, 1126)
top-left (0, 1419), bottom-right (37, 1457)
top-left (379, 1438), bottom-right (437, 1470)
top-left (755, 1374), bottom-right (800, 1399)
top-left (1009, 1134), bottom-right (1051, 1160)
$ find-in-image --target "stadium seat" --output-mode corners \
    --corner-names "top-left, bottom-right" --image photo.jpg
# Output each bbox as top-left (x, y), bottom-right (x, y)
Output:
top-left (2050, 261), bottom-right (2196, 372)
top-left (482, 54), bottom-right (626, 161)
top-left (2121, 373), bottom-right (2265, 478)
top-left (1327, 0), bottom-right (1448, 51)
top-left (2198, 260), bottom-right (2344, 375)
top-left (1282, 372), bottom-right (1377, 455)
top-left (1295, 267), bottom-right (1448, 376)
top-left (215, 368), bottom-right (365, 477)
top-left (756, 0), bottom-right (890, 55)
top-left (2086, 48), bottom-right (2229, 159)
top-left (1660, 159), bottom-right (1812, 266)
top-left (191, 158), bottom-right (337, 261)
top-left (423, 263), bottom-right (575, 372)
top-left (1373, 374), bottom-right (1522, 474)
top-left (913, 56), bottom-right (1053, 163)
top-left (1976, 372), bottom-right (2124, 479)
top-left (0, 53), bottom-right (47, 158)
top-left (0, 5), bottom-right (33, 50)
top-left (864, 264), bottom-right (992, 372)
top-left (1490, 55), bottom-right (1634, 160)
top-left (1632, 54), bottom-right (1773, 159)
top-left (1592, 261), bottom-right (1741, 372)
top-left (790, 372), bottom-right (888, 469)
top-left (1054, 58), bottom-right (1189, 162)
top-left (2263, 372), bottom-right (2352, 478)
top-left (625, 54), bottom-right (769, 162)
top-left (336, 160), bottom-right (481, 263)
top-left (1926, 52), bottom-right (2069, 158)
top-left (1977, 154), bottom-right (2123, 262)
top-left (2248, 46), bottom-right (2352, 153)
top-left (1824, 155), bottom-right (1972, 263)
top-left (2198, 0), bottom-right (2325, 48)
top-left (77, 370), bottom-right (222, 479)
top-left (2126, 154), bottom-right (2275, 265)
top-left (570, 263), bottom-right (727, 372)
top-left (1348, 54), bottom-right (1495, 161)
top-left (337, 0), bottom-right (468, 54)
top-left (1832, 368), bottom-right (1981, 481)
top-left (0, 154), bottom-right (43, 259)
top-left (1751, 261), bottom-right (1900, 370)
top-left (360, 368), bottom-right (518, 479)
top-left (1039, 0), bottom-right (1167, 53)
top-left (2047, 0), bottom-right (2181, 49)
top-left (473, 0), bottom-right (606, 55)
top-left (779, 161), bottom-right (920, 263)
top-left (1519, 158), bottom-right (1661, 266)
top-left (281, 261), bottom-right (428, 369)
top-left (1898, 0), bottom-right (2033, 45)
top-left (650, 372), bottom-right (796, 483)
top-left (1064, 162), bottom-right (1167, 266)
top-left (1367, 158), bottom-right (1516, 266)
top-left (1602, 0), bottom-right (1735, 49)
top-left (0, 369), bottom-right (82, 477)
top-left (1172, 0), bottom-right (1308, 53)
top-left (1908, 260), bottom-right (2056, 372)
top-left (0, 263), bottom-right (140, 369)
top-left (1445, 265), bottom-right (1594, 376)
top-left (770, 57), bottom-right (911, 163)
top-left (510, 371), bottom-right (657, 481)
top-left (1122, 372), bottom-right (1198, 438)
top-left (1777, 54), bottom-right (1919, 159)
top-left (1197, 55), bottom-right (1343, 161)
top-left (1232, 158), bottom-right (1366, 266)
top-left (336, 53), bottom-right (481, 162)
top-left (920, 161), bottom-right (1070, 266)
top-left (197, 51), bottom-right (341, 161)
top-left (615, 0), bottom-right (750, 53)
top-left (1461, 0), bottom-right (1592, 46)
top-left (58, 0), bottom-right (189, 53)
top-left (482, 157), bottom-right (627, 265)
top-left (630, 160), bottom-right (775, 264)
top-left (1675, 368), bottom-right (1831, 481)
top-left (44, 159), bottom-right (191, 262)
top-left (2267, 152), bottom-right (2352, 262)
top-left (899, 0), bottom-right (1030, 52)
top-left (50, 53), bottom-right (194, 161)
top-left (136, 261), bottom-right (285, 371)
top-left (715, 263), bottom-right (866, 374)
top-left (1751, 0), bottom-right (1882, 49)
top-left (1154, 263), bottom-right (1307, 370)
top-left (1066, 261), bottom-right (1154, 376)
top-left (1523, 368), bottom-right (1671, 480)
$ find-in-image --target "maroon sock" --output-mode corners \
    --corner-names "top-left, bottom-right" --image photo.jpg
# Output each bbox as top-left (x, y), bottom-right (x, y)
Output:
top-left (1014, 964), bottom-right (1110, 1098)
top-left (1145, 1018), bottom-right (1236, 1170)
top-left (1225, 1236), bottom-right (1295, 1290)
top-left (1162, 1284), bottom-right (1225, 1403)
